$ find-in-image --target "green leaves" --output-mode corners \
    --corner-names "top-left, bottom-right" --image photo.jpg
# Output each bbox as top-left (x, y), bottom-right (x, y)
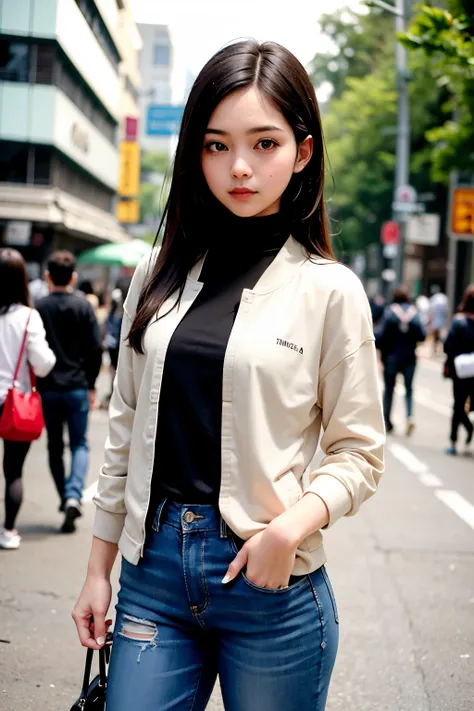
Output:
top-left (311, 5), bottom-right (445, 257)
top-left (398, 2), bottom-right (474, 181)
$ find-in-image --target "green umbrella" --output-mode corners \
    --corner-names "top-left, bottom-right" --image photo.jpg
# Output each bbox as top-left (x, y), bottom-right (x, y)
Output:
top-left (77, 239), bottom-right (153, 267)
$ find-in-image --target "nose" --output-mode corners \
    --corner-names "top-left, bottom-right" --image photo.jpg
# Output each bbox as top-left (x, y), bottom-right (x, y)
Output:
top-left (231, 156), bottom-right (253, 180)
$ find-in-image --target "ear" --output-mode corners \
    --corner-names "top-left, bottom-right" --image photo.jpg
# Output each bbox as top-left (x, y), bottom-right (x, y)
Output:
top-left (70, 272), bottom-right (78, 288)
top-left (293, 135), bottom-right (313, 174)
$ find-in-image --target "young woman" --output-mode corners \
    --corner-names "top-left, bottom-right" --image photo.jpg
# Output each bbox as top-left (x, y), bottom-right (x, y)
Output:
top-left (444, 284), bottom-right (474, 456)
top-left (0, 249), bottom-right (56, 549)
top-left (72, 40), bottom-right (385, 710)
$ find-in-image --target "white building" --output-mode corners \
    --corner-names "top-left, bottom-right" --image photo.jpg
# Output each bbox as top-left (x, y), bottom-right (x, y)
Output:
top-left (0, 0), bottom-right (141, 272)
top-left (137, 23), bottom-right (173, 154)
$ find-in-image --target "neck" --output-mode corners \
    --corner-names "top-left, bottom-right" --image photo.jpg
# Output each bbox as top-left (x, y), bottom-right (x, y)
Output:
top-left (207, 205), bottom-right (290, 254)
top-left (50, 286), bottom-right (72, 293)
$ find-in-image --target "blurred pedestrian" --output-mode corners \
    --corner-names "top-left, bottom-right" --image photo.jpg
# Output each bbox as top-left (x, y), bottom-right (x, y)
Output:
top-left (415, 292), bottom-right (430, 330)
top-left (376, 285), bottom-right (426, 436)
top-left (0, 249), bottom-right (55, 549)
top-left (77, 279), bottom-right (100, 316)
top-left (369, 294), bottom-right (386, 329)
top-left (36, 251), bottom-right (102, 534)
top-left (73, 41), bottom-right (385, 711)
top-left (102, 277), bottom-right (131, 406)
top-left (28, 275), bottom-right (49, 306)
top-left (443, 284), bottom-right (474, 456)
top-left (429, 285), bottom-right (449, 356)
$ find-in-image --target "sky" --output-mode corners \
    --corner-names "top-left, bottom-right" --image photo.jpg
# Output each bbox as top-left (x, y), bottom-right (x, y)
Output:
top-left (129, 0), bottom-right (365, 103)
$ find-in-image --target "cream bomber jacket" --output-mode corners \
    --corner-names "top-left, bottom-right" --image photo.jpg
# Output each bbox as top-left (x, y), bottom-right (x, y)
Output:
top-left (93, 236), bottom-right (385, 575)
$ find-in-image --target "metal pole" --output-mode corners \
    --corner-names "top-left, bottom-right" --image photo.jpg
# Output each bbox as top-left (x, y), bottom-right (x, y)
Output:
top-left (446, 171), bottom-right (459, 319)
top-left (392, 0), bottom-right (410, 286)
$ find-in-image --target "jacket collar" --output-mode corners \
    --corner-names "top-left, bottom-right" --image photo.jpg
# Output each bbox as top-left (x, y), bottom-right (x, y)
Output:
top-left (189, 236), bottom-right (313, 295)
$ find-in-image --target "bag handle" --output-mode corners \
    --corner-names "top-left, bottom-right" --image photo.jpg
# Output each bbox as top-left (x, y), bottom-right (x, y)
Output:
top-left (79, 646), bottom-right (109, 700)
top-left (80, 648), bottom-right (94, 699)
top-left (79, 629), bottom-right (111, 701)
top-left (12, 310), bottom-right (32, 386)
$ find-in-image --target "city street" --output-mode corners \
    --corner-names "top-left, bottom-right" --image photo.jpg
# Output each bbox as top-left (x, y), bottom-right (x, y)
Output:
top-left (1, 356), bottom-right (473, 711)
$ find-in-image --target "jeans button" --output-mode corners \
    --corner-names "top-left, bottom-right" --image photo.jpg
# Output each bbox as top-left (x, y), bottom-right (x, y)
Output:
top-left (184, 511), bottom-right (196, 523)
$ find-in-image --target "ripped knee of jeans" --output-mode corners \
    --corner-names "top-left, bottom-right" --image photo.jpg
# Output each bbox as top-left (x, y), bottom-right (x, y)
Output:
top-left (119, 615), bottom-right (158, 662)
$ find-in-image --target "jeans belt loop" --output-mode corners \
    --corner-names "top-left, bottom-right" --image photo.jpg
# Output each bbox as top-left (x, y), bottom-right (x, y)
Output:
top-left (154, 498), bottom-right (168, 532)
top-left (220, 517), bottom-right (228, 539)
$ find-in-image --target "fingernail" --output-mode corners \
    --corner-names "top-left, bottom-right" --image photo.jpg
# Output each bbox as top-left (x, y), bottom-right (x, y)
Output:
top-left (96, 636), bottom-right (105, 646)
top-left (221, 573), bottom-right (232, 584)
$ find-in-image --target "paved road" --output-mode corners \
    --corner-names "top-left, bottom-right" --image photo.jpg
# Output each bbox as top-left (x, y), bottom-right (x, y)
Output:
top-left (1, 358), bottom-right (473, 710)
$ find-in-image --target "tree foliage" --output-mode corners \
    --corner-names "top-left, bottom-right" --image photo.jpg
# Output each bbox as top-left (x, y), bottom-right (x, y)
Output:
top-left (310, 6), bottom-right (446, 256)
top-left (309, 9), bottom-right (394, 100)
top-left (399, 1), bottom-right (474, 181)
top-left (139, 151), bottom-right (172, 228)
top-left (141, 151), bottom-right (171, 176)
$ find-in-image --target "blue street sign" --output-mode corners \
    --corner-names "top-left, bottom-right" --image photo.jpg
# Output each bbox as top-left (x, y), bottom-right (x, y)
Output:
top-left (146, 105), bottom-right (185, 136)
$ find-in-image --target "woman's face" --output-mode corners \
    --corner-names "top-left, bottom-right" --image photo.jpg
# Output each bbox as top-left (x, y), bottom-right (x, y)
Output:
top-left (201, 86), bottom-right (313, 218)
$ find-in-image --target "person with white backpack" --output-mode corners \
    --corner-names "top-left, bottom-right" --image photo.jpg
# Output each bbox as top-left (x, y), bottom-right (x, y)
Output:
top-left (376, 285), bottom-right (426, 437)
top-left (443, 285), bottom-right (474, 456)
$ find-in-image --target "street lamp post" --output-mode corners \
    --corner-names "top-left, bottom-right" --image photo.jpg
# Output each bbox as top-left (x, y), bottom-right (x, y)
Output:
top-left (370, 0), bottom-right (410, 289)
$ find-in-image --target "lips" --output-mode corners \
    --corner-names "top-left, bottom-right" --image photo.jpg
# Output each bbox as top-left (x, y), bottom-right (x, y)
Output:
top-left (229, 188), bottom-right (256, 198)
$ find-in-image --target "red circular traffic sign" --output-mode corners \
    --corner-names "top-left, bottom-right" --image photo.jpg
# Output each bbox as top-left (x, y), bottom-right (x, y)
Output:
top-left (381, 221), bottom-right (400, 245)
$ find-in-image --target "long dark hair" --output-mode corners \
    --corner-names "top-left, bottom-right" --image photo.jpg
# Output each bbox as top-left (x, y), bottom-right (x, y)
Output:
top-left (0, 248), bottom-right (32, 315)
top-left (129, 40), bottom-right (334, 354)
top-left (460, 284), bottom-right (474, 315)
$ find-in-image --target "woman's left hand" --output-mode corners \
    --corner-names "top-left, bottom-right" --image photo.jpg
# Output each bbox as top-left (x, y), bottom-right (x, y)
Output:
top-left (222, 522), bottom-right (297, 590)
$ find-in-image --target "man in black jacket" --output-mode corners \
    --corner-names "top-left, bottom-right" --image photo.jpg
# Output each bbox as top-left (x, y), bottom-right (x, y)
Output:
top-left (37, 251), bottom-right (102, 533)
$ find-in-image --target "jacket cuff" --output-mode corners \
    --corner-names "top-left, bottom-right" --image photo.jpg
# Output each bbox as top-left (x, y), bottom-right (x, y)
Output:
top-left (305, 474), bottom-right (352, 529)
top-left (92, 506), bottom-right (126, 543)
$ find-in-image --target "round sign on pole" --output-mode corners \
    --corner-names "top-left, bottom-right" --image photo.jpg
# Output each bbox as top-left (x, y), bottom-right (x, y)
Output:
top-left (381, 221), bottom-right (400, 245)
top-left (395, 185), bottom-right (417, 204)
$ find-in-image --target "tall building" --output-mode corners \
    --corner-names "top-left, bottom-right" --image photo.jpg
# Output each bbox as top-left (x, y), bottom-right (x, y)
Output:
top-left (0, 0), bottom-right (141, 274)
top-left (137, 23), bottom-right (173, 154)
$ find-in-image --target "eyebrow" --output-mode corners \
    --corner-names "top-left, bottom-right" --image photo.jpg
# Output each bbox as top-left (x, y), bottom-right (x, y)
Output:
top-left (205, 125), bottom-right (285, 135)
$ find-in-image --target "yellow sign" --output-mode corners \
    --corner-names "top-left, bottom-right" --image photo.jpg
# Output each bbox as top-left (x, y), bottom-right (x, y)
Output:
top-left (118, 141), bottom-right (140, 197)
top-left (452, 188), bottom-right (474, 236)
top-left (116, 199), bottom-right (139, 224)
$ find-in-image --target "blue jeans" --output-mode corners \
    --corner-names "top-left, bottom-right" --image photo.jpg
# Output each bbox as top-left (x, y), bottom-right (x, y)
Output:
top-left (107, 500), bottom-right (339, 711)
top-left (383, 356), bottom-right (416, 426)
top-left (41, 389), bottom-right (89, 503)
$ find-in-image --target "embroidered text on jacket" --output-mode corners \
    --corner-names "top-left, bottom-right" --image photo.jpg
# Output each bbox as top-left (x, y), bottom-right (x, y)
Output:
top-left (276, 338), bottom-right (304, 355)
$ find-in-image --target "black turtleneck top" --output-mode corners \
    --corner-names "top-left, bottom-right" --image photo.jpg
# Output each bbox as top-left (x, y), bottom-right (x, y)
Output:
top-left (150, 210), bottom-right (289, 510)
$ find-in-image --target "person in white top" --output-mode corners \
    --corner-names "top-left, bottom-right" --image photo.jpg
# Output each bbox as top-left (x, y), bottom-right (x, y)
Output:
top-left (0, 249), bottom-right (56, 549)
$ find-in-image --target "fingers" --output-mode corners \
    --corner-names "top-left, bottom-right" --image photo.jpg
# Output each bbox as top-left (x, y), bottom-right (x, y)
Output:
top-left (72, 605), bottom-right (109, 650)
top-left (92, 609), bottom-right (107, 649)
top-left (222, 546), bottom-right (248, 584)
top-left (72, 606), bottom-right (97, 649)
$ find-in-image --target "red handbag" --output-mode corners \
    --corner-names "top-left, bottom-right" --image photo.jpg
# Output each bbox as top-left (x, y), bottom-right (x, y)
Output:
top-left (0, 311), bottom-right (45, 442)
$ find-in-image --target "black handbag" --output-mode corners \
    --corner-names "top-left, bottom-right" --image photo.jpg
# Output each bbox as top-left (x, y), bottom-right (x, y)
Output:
top-left (70, 637), bottom-right (112, 710)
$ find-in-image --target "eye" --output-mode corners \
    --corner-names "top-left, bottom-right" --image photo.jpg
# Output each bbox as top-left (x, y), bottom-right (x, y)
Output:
top-left (204, 141), bottom-right (228, 153)
top-left (256, 139), bottom-right (278, 151)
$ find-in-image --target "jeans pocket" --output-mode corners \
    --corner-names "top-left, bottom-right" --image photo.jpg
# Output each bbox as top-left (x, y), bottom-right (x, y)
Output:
top-left (320, 566), bottom-right (339, 624)
top-left (229, 533), bottom-right (308, 594)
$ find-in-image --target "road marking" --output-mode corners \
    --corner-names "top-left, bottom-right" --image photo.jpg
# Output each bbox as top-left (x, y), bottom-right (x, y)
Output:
top-left (388, 442), bottom-right (430, 474)
top-left (83, 480), bottom-right (98, 503)
top-left (419, 472), bottom-right (444, 487)
top-left (435, 490), bottom-right (474, 532)
top-left (389, 442), bottom-right (474, 533)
